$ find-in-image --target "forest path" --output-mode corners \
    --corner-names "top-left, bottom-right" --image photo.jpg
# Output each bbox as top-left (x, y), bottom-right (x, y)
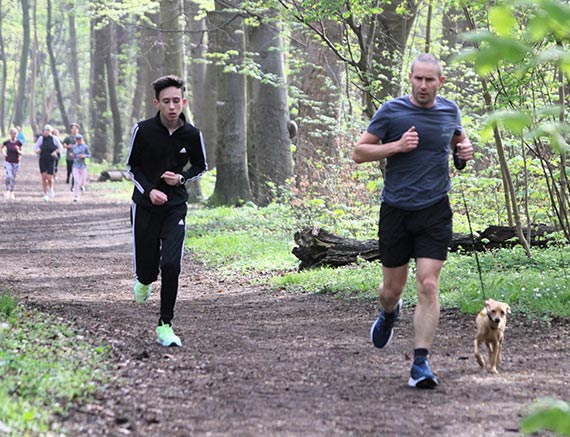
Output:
top-left (1, 152), bottom-right (568, 436)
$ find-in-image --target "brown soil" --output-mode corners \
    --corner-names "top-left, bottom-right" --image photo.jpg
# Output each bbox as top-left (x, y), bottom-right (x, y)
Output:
top-left (1, 153), bottom-right (569, 437)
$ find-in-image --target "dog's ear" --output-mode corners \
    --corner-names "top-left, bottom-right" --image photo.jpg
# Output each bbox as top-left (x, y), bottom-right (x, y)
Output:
top-left (506, 305), bottom-right (511, 314)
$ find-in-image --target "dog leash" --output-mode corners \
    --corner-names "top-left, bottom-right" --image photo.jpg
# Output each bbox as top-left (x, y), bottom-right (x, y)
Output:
top-left (461, 191), bottom-right (487, 302)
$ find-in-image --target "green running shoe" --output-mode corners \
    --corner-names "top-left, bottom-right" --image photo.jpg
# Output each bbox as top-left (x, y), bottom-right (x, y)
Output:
top-left (133, 280), bottom-right (152, 304)
top-left (156, 323), bottom-right (182, 347)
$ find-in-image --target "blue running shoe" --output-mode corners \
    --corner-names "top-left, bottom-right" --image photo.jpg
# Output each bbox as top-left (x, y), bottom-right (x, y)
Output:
top-left (408, 358), bottom-right (439, 389)
top-left (370, 298), bottom-right (402, 349)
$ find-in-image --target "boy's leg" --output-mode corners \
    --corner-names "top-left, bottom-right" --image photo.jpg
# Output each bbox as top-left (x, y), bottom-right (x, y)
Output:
top-left (131, 203), bottom-right (161, 285)
top-left (158, 203), bottom-right (187, 326)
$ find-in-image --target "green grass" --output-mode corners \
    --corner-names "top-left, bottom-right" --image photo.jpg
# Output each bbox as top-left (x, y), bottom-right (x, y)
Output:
top-left (0, 292), bottom-right (110, 435)
top-left (184, 203), bottom-right (570, 319)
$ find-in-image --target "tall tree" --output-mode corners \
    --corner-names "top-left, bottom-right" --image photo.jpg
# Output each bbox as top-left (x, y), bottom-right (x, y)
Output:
top-left (211, 0), bottom-right (252, 205)
top-left (28, 0), bottom-right (38, 134)
top-left (14, 0), bottom-right (30, 127)
top-left (89, 18), bottom-right (109, 162)
top-left (46, 0), bottom-right (69, 129)
top-left (248, 11), bottom-right (292, 205)
top-left (0, 0), bottom-right (7, 135)
top-left (66, 0), bottom-right (82, 124)
top-left (104, 23), bottom-right (123, 164)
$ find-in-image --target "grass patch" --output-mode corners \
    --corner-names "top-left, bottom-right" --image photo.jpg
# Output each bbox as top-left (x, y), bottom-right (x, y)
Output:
top-left (185, 203), bottom-right (570, 319)
top-left (0, 292), bottom-right (110, 435)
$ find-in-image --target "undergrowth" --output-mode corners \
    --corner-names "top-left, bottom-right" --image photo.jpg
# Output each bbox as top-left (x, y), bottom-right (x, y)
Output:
top-left (0, 292), bottom-right (110, 435)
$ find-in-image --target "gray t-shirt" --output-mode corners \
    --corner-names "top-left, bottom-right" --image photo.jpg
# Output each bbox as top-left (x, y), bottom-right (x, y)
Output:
top-left (367, 95), bottom-right (463, 210)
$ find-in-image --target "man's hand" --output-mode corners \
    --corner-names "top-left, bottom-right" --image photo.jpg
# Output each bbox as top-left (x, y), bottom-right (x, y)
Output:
top-left (455, 139), bottom-right (474, 161)
top-left (149, 189), bottom-right (168, 205)
top-left (399, 126), bottom-right (419, 153)
top-left (161, 171), bottom-right (183, 186)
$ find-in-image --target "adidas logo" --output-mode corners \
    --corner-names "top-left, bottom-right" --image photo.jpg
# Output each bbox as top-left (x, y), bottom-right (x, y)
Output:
top-left (178, 219), bottom-right (185, 225)
top-left (179, 147), bottom-right (187, 153)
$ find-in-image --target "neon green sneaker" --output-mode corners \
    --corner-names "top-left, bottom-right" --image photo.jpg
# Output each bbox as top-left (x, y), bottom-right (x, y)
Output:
top-left (133, 280), bottom-right (152, 304)
top-left (156, 323), bottom-right (182, 347)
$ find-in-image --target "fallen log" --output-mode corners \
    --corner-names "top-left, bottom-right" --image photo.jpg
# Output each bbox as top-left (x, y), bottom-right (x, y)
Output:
top-left (99, 169), bottom-right (131, 182)
top-left (292, 224), bottom-right (560, 270)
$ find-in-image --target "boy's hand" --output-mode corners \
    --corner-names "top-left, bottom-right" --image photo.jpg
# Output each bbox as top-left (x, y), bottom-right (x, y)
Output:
top-left (149, 189), bottom-right (168, 205)
top-left (161, 171), bottom-right (183, 186)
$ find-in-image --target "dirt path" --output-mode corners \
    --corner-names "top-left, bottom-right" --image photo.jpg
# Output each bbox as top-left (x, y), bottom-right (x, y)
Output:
top-left (1, 152), bottom-right (569, 437)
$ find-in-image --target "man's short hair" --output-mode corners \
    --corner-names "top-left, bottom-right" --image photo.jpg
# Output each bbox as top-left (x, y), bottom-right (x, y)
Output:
top-left (70, 122), bottom-right (80, 129)
top-left (152, 75), bottom-right (185, 99)
top-left (411, 54), bottom-right (443, 77)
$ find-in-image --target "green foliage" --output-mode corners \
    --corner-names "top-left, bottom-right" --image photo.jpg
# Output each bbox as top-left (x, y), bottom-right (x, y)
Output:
top-left (0, 292), bottom-right (110, 434)
top-left (521, 398), bottom-right (570, 435)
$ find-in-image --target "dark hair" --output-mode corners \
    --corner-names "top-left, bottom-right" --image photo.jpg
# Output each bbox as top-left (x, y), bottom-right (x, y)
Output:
top-left (152, 75), bottom-right (185, 99)
top-left (411, 54), bottom-right (443, 77)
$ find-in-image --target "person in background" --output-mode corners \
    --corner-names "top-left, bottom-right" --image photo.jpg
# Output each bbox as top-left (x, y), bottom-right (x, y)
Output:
top-left (16, 126), bottom-right (25, 146)
top-left (34, 124), bottom-right (63, 201)
top-left (63, 123), bottom-right (80, 187)
top-left (2, 127), bottom-right (23, 199)
top-left (126, 75), bottom-right (207, 347)
top-left (70, 134), bottom-right (91, 202)
top-left (352, 54), bottom-right (474, 389)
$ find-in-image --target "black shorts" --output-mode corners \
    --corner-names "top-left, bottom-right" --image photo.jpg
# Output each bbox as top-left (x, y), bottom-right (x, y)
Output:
top-left (39, 157), bottom-right (57, 175)
top-left (378, 196), bottom-right (453, 268)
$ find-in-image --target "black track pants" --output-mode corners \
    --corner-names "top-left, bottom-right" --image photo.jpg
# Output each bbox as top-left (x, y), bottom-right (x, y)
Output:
top-left (131, 202), bottom-right (187, 325)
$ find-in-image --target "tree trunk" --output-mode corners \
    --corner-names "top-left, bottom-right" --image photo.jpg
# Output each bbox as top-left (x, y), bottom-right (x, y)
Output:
top-left (143, 12), bottom-right (163, 118)
top-left (130, 52), bottom-right (147, 127)
top-left (371, 0), bottom-right (419, 107)
top-left (66, 0), bottom-right (82, 125)
top-left (0, 0), bottom-right (7, 136)
top-left (14, 0), bottom-right (30, 127)
top-left (89, 19), bottom-right (108, 162)
top-left (211, 0), bottom-right (252, 205)
top-left (160, 0), bottom-right (183, 75)
top-left (247, 11), bottom-right (292, 206)
top-left (28, 0), bottom-right (38, 135)
top-left (290, 23), bottom-right (344, 189)
top-left (46, 0), bottom-right (69, 129)
top-left (104, 24), bottom-right (123, 164)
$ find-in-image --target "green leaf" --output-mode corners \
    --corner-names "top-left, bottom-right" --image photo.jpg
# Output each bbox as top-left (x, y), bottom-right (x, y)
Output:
top-left (521, 398), bottom-right (570, 435)
top-left (489, 5), bottom-right (516, 37)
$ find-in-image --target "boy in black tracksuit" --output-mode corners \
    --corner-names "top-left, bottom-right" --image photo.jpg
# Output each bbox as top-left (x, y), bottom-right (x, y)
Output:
top-left (126, 75), bottom-right (207, 347)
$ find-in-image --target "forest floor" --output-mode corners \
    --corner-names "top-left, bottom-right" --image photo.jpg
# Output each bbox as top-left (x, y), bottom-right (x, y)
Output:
top-left (1, 152), bottom-right (569, 437)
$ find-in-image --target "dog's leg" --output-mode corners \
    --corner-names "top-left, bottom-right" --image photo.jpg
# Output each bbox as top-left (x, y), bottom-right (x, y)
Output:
top-left (496, 338), bottom-right (503, 366)
top-left (474, 337), bottom-right (485, 368)
top-left (488, 341), bottom-right (499, 374)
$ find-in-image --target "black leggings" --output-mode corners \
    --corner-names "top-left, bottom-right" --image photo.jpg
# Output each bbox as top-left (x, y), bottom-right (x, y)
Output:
top-left (131, 202), bottom-right (187, 326)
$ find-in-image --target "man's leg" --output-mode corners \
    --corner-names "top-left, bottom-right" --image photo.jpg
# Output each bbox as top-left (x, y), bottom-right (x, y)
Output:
top-left (379, 264), bottom-right (408, 312)
top-left (408, 257), bottom-right (444, 388)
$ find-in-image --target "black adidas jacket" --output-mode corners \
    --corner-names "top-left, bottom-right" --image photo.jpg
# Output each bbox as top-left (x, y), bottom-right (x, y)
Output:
top-left (126, 112), bottom-right (207, 209)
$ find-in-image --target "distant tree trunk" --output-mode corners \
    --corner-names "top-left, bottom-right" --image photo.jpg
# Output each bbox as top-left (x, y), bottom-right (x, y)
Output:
top-left (104, 24), bottom-right (123, 164)
top-left (66, 0), bottom-right (82, 125)
top-left (247, 12), bottom-right (292, 205)
top-left (143, 12), bottom-right (163, 118)
top-left (28, 0), bottom-right (38, 134)
top-left (130, 52), bottom-right (147, 126)
top-left (0, 0), bottom-right (7, 135)
top-left (14, 0), bottom-right (30, 127)
top-left (90, 19), bottom-right (108, 162)
top-left (211, 0), bottom-right (252, 205)
top-left (46, 0), bottom-right (69, 129)
top-left (160, 0), bottom-right (183, 75)
top-left (290, 23), bottom-right (344, 188)
top-left (199, 9), bottom-right (218, 167)
top-left (372, 0), bottom-right (418, 106)
top-left (161, 0), bottom-right (203, 202)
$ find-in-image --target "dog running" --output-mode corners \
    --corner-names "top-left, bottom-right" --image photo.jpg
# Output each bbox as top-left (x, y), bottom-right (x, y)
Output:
top-left (474, 298), bottom-right (511, 374)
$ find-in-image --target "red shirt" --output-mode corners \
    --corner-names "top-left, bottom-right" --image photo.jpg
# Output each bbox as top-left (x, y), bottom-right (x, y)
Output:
top-left (3, 140), bottom-right (22, 163)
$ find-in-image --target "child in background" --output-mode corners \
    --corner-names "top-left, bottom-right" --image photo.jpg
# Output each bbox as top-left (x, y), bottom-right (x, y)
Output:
top-left (70, 134), bottom-right (91, 202)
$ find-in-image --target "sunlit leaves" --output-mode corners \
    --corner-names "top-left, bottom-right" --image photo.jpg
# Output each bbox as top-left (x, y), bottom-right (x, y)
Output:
top-left (521, 398), bottom-right (570, 435)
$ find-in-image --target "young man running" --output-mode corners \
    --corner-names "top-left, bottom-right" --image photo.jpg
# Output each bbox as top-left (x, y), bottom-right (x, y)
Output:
top-left (127, 75), bottom-right (207, 347)
top-left (352, 54), bottom-right (474, 388)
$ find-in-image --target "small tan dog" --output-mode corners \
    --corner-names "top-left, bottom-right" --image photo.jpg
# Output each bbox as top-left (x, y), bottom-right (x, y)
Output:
top-left (474, 298), bottom-right (511, 374)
